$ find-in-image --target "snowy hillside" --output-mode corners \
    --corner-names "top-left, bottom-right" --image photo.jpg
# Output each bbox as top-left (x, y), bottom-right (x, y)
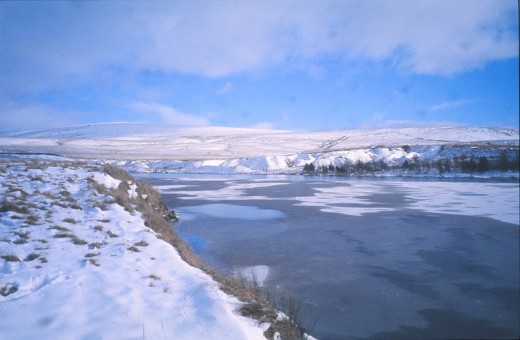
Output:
top-left (0, 160), bottom-right (268, 339)
top-left (0, 123), bottom-right (518, 175)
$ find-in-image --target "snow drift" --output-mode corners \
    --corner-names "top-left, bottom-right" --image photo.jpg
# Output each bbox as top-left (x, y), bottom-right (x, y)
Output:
top-left (0, 160), bottom-right (267, 339)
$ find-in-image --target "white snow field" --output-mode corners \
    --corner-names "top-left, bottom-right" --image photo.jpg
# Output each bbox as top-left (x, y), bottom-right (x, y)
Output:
top-left (0, 160), bottom-right (266, 339)
top-left (1, 123), bottom-right (518, 175)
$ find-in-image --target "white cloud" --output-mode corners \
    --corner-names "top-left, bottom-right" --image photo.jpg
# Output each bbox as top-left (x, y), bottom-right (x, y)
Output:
top-left (216, 82), bottom-right (234, 95)
top-left (427, 99), bottom-right (475, 112)
top-left (0, 0), bottom-right (516, 93)
top-left (129, 102), bottom-right (209, 126)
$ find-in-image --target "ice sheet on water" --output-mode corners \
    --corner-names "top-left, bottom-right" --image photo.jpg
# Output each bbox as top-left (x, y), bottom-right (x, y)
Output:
top-left (295, 181), bottom-right (519, 225)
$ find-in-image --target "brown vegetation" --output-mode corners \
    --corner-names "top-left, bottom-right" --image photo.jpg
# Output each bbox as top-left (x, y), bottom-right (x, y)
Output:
top-left (101, 163), bottom-right (303, 339)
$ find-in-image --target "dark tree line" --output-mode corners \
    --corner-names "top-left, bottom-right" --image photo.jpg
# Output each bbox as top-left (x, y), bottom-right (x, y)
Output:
top-left (302, 150), bottom-right (519, 175)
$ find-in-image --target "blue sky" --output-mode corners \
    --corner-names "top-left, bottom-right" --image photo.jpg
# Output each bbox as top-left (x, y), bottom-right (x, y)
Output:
top-left (0, 1), bottom-right (518, 132)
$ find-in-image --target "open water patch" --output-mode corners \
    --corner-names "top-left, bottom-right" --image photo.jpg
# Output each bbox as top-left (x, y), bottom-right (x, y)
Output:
top-left (177, 203), bottom-right (285, 221)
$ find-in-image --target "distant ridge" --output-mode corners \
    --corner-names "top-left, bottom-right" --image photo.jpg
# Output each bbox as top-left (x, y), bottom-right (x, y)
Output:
top-left (1, 122), bottom-right (289, 139)
top-left (1, 122), bottom-right (517, 141)
top-left (1, 123), bottom-right (518, 167)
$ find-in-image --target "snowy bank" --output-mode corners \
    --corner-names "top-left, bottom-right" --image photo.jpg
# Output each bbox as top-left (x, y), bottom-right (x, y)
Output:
top-left (1, 124), bottom-right (518, 178)
top-left (0, 160), bottom-right (269, 339)
top-left (117, 145), bottom-right (519, 178)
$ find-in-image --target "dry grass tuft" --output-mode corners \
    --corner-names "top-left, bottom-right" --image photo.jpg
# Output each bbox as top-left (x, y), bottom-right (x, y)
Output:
top-left (25, 214), bottom-right (39, 225)
top-left (71, 236), bottom-right (87, 245)
top-left (53, 233), bottom-right (74, 239)
top-left (1, 254), bottom-right (21, 262)
top-left (100, 164), bottom-right (303, 339)
top-left (106, 230), bottom-right (118, 238)
top-left (24, 253), bottom-right (40, 262)
top-left (49, 225), bottom-right (71, 232)
top-left (0, 283), bottom-right (18, 297)
top-left (13, 231), bottom-right (30, 240)
top-left (134, 240), bottom-right (148, 247)
top-left (0, 200), bottom-right (29, 214)
top-left (89, 242), bottom-right (102, 249)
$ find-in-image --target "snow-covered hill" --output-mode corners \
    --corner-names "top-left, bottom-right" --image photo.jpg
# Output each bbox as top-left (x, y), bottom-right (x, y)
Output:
top-left (1, 123), bottom-right (518, 175)
top-left (0, 160), bottom-right (267, 339)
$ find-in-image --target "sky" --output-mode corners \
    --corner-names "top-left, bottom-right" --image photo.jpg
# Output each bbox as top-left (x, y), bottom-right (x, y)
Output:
top-left (0, 0), bottom-right (518, 133)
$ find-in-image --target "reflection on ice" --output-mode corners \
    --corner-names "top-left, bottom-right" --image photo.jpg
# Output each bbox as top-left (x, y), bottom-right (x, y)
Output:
top-left (177, 204), bottom-right (285, 220)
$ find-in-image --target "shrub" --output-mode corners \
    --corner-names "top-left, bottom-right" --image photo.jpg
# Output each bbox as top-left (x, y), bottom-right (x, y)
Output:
top-left (42, 192), bottom-right (59, 200)
top-left (106, 230), bottom-right (118, 238)
top-left (89, 242), bottom-right (102, 249)
top-left (26, 214), bottom-right (39, 225)
top-left (0, 283), bottom-right (18, 297)
top-left (53, 233), bottom-right (74, 238)
top-left (135, 240), bottom-right (148, 247)
top-left (59, 190), bottom-right (71, 197)
top-left (49, 225), bottom-right (71, 232)
top-left (0, 200), bottom-right (29, 214)
top-left (101, 164), bottom-right (304, 338)
top-left (24, 253), bottom-right (40, 261)
top-left (14, 231), bottom-right (30, 240)
top-left (1, 255), bottom-right (21, 262)
top-left (71, 236), bottom-right (87, 245)
top-left (103, 163), bottom-right (133, 183)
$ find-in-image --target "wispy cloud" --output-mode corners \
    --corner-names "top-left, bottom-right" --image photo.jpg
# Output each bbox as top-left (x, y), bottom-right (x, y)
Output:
top-left (129, 102), bottom-right (209, 126)
top-left (427, 99), bottom-right (475, 112)
top-left (216, 82), bottom-right (234, 95)
top-left (0, 0), bottom-right (516, 94)
top-left (0, 1), bottom-right (516, 131)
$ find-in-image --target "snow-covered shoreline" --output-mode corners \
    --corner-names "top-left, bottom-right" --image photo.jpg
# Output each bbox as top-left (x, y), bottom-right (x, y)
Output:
top-left (0, 160), bottom-right (269, 339)
top-left (116, 144), bottom-right (519, 178)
